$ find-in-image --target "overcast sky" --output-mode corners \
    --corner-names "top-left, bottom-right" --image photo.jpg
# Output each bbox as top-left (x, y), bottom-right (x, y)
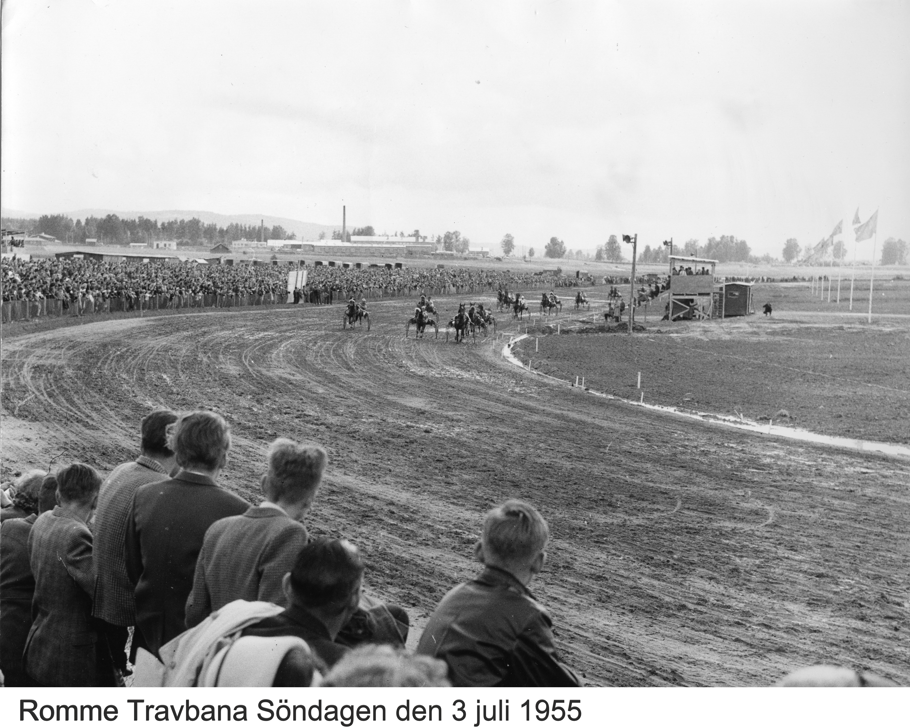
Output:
top-left (2, 0), bottom-right (908, 256)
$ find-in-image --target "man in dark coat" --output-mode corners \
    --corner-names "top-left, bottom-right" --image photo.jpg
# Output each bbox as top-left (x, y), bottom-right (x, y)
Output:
top-left (242, 538), bottom-right (364, 671)
top-left (93, 409), bottom-right (178, 667)
top-left (417, 499), bottom-right (580, 687)
top-left (125, 411), bottom-right (249, 659)
top-left (23, 464), bottom-right (116, 687)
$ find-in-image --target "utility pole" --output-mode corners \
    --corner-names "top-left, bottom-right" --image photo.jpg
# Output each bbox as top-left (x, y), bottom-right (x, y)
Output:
top-left (623, 234), bottom-right (638, 335)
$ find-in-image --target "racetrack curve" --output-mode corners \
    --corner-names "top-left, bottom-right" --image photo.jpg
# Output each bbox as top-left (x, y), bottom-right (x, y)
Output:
top-left (2, 295), bottom-right (908, 686)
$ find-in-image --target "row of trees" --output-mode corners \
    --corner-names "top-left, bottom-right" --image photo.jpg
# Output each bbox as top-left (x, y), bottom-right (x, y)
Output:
top-left (4, 213), bottom-right (294, 246)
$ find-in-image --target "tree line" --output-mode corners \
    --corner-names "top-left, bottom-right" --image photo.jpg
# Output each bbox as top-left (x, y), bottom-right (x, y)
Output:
top-left (2, 214), bottom-right (296, 247)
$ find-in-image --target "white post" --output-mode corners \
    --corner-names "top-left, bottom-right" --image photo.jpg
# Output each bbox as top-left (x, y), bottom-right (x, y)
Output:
top-left (637, 372), bottom-right (641, 389)
top-left (557, 322), bottom-right (560, 334)
top-left (868, 231), bottom-right (878, 324)
top-left (849, 240), bottom-right (858, 310)
top-left (535, 338), bottom-right (539, 352)
top-left (581, 377), bottom-right (585, 388)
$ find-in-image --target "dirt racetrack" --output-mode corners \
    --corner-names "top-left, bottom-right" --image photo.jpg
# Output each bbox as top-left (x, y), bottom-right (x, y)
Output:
top-left (2, 294), bottom-right (909, 686)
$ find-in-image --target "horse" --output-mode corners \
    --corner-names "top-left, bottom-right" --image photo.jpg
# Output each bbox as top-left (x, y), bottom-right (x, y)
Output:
top-left (497, 291), bottom-right (514, 312)
top-left (343, 302), bottom-right (371, 330)
top-left (540, 294), bottom-right (562, 315)
top-left (406, 308), bottom-right (438, 339)
top-left (512, 299), bottom-right (531, 320)
top-left (469, 308), bottom-right (496, 338)
top-left (574, 291), bottom-right (590, 311)
top-left (446, 311), bottom-right (473, 342)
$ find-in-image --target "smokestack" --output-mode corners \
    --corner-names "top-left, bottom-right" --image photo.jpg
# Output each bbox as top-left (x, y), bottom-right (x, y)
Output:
top-left (260, 219), bottom-right (264, 243)
top-left (342, 206), bottom-right (346, 243)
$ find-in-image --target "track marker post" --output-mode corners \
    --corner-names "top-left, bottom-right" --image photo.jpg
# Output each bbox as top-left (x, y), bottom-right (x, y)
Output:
top-left (637, 372), bottom-right (641, 388)
top-left (536, 338), bottom-right (539, 352)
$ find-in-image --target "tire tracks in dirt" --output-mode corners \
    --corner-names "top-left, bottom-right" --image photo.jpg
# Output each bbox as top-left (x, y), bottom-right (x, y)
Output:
top-left (2, 297), bottom-right (908, 686)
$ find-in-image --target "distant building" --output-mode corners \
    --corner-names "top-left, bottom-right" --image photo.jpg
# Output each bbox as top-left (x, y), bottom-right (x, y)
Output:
top-left (210, 243), bottom-right (232, 254)
top-left (152, 240), bottom-right (177, 250)
top-left (129, 242), bottom-right (148, 249)
top-left (85, 238), bottom-right (99, 246)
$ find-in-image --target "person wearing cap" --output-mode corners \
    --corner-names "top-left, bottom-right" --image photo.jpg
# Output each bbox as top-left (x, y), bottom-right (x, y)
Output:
top-left (0, 474), bottom-right (58, 686)
top-left (185, 438), bottom-right (326, 628)
top-left (417, 499), bottom-right (580, 687)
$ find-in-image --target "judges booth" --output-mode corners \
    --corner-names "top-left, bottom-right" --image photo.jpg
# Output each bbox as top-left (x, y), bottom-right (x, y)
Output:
top-left (668, 255), bottom-right (717, 321)
top-left (714, 281), bottom-right (754, 317)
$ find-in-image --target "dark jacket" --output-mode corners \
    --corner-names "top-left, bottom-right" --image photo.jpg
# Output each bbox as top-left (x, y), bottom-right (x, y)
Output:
top-left (124, 470), bottom-right (249, 658)
top-left (416, 565), bottom-right (581, 687)
top-left (0, 515), bottom-right (38, 686)
top-left (241, 602), bottom-right (348, 672)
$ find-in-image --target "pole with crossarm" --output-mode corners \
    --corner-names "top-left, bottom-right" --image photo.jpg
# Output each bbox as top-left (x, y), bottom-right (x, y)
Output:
top-left (623, 234), bottom-right (637, 335)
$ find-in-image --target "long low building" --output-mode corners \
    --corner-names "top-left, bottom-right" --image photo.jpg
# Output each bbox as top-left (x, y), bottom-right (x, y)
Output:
top-left (275, 240), bottom-right (436, 257)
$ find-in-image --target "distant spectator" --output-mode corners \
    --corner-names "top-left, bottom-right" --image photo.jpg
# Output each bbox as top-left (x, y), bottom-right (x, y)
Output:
top-left (322, 644), bottom-right (450, 687)
top-left (186, 438), bottom-right (327, 628)
top-left (24, 464), bottom-right (116, 686)
top-left (763, 302), bottom-right (772, 317)
top-left (417, 499), bottom-right (581, 687)
top-left (242, 538), bottom-right (365, 671)
top-left (93, 408), bottom-right (179, 674)
top-left (125, 411), bottom-right (249, 659)
top-left (776, 665), bottom-right (899, 687)
top-left (0, 474), bottom-right (57, 686)
top-left (0, 469), bottom-right (47, 522)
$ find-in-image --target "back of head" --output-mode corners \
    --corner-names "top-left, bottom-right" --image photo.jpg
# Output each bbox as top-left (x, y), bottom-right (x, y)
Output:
top-left (168, 411), bottom-right (231, 472)
top-left (289, 538), bottom-right (364, 612)
top-left (11, 469), bottom-right (48, 515)
top-left (776, 665), bottom-right (899, 687)
top-left (322, 645), bottom-right (450, 687)
top-left (263, 438), bottom-right (327, 505)
top-left (482, 499), bottom-right (549, 567)
top-left (38, 475), bottom-right (58, 514)
top-left (55, 463), bottom-right (102, 506)
top-left (141, 409), bottom-right (178, 458)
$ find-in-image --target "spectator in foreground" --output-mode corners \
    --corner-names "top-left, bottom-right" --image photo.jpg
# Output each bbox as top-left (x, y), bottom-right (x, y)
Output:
top-left (417, 499), bottom-right (581, 687)
top-left (0, 474), bottom-right (58, 686)
top-left (93, 408), bottom-right (179, 672)
top-left (24, 464), bottom-right (116, 686)
top-left (125, 411), bottom-right (249, 660)
top-left (776, 665), bottom-right (899, 687)
top-left (0, 469), bottom-right (47, 522)
top-left (241, 538), bottom-right (365, 671)
top-left (185, 438), bottom-right (326, 628)
top-left (322, 644), bottom-right (450, 687)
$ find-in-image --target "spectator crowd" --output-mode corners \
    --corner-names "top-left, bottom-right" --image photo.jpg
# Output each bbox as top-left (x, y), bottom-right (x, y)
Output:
top-left (1, 256), bottom-right (581, 321)
top-left (0, 408), bottom-right (898, 688)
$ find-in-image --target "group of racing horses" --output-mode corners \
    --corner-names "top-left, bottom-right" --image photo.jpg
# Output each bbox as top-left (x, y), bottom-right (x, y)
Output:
top-left (346, 289), bottom-right (588, 342)
top-left (406, 296), bottom-right (496, 342)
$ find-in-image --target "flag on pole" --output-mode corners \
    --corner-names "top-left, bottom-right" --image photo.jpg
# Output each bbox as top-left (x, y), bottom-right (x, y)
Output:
top-left (830, 220), bottom-right (842, 238)
top-left (854, 210), bottom-right (878, 242)
top-left (852, 208), bottom-right (861, 225)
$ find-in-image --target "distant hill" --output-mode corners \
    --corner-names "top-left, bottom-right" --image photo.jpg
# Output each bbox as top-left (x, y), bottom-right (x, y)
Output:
top-left (3, 208), bottom-right (344, 241)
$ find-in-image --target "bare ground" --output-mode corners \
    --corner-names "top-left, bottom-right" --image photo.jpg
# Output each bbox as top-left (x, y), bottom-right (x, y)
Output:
top-left (2, 294), bottom-right (908, 686)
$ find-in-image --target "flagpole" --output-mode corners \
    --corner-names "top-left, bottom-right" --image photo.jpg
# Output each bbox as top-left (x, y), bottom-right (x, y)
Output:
top-left (836, 247), bottom-right (842, 303)
top-left (848, 239), bottom-right (857, 311)
top-left (867, 228), bottom-right (878, 324)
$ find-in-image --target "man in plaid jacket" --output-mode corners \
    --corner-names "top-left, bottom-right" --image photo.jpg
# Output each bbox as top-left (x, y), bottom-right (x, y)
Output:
top-left (24, 464), bottom-right (116, 686)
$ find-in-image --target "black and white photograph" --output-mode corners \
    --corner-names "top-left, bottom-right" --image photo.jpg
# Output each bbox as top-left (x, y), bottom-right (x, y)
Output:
top-left (1, 0), bottom-right (908, 701)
